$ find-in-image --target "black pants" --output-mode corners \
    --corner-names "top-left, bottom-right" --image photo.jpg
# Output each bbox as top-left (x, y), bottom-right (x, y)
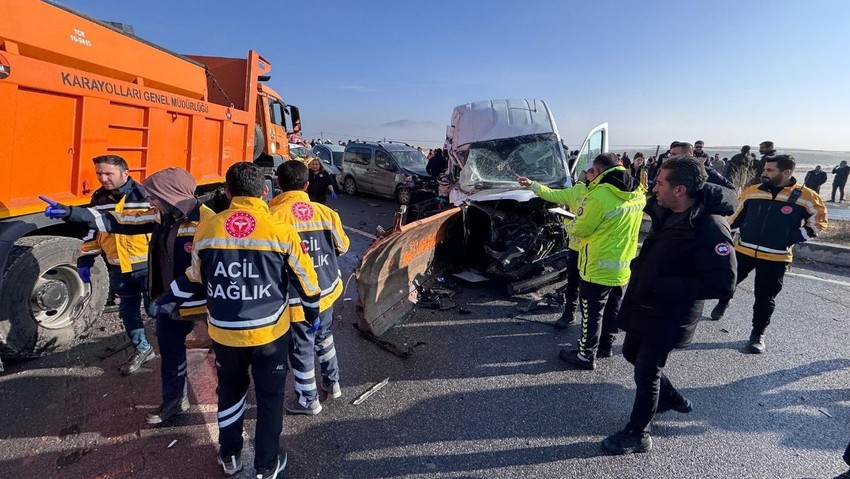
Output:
top-left (156, 314), bottom-right (195, 404)
top-left (832, 183), bottom-right (846, 202)
top-left (563, 249), bottom-right (580, 315)
top-left (623, 333), bottom-right (684, 434)
top-left (214, 332), bottom-right (289, 470)
top-left (578, 280), bottom-right (624, 360)
top-left (734, 252), bottom-right (788, 335)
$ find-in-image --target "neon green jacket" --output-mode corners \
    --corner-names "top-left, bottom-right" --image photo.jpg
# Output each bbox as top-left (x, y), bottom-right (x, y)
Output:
top-left (567, 166), bottom-right (646, 286)
top-left (529, 181), bottom-right (588, 251)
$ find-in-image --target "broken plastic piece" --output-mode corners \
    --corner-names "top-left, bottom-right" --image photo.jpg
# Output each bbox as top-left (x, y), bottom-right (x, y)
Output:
top-left (452, 270), bottom-right (489, 283)
top-left (353, 377), bottom-right (390, 406)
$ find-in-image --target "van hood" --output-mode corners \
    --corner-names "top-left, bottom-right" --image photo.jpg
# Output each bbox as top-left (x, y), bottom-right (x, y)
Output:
top-left (402, 165), bottom-right (429, 178)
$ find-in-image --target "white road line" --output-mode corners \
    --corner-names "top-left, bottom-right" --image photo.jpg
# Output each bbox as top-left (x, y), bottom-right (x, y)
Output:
top-left (343, 225), bottom-right (377, 240)
top-left (787, 271), bottom-right (850, 287)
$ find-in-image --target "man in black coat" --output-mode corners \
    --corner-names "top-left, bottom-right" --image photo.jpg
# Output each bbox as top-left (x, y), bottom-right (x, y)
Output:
top-left (803, 165), bottom-right (828, 195)
top-left (602, 157), bottom-right (738, 455)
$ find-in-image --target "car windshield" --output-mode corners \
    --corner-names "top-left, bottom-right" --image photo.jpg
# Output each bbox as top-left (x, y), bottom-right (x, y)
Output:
top-left (390, 149), bottom-right (429, 170)
top-left (456, 133), bottom-right (567, 193)
top-left (331, 151), bottom-right (343, 167)
top-left (290, 146), bottom-right (308, 159)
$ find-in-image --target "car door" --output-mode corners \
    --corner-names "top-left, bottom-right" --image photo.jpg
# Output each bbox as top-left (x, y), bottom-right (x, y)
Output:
top-left (343, 146), bottom-right (374, 192)
top-left (571, 123), bottom-right (608, 184)
top-left (371, 150), bottom-right (399, 198)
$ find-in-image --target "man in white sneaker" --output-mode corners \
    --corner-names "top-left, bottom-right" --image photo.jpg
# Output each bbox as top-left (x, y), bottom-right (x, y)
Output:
top-left (271, 160), bottom-right (350, 415)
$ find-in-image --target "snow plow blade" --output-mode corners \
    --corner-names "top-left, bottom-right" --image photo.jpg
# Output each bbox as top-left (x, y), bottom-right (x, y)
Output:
top-left (355, 207), bottom-right (462, 336)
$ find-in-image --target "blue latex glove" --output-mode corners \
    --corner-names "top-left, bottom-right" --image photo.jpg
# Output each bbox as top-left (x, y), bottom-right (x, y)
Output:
top-left (307, 317), bottom-right (321, 335)
top-left (330, 191), bottom-right (338, 200)
top-left (39, 196), bottom-right (70, 219)
top-left (146, 301), bottom-right (160, 318)
top-left (78, 266), bottom-right (91, 284)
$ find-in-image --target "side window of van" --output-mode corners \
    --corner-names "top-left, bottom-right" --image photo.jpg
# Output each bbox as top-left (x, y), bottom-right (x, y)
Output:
top-left (344, 147), bottom-right (372, 165)
top-left (375, 151), bottom-right (391, 169)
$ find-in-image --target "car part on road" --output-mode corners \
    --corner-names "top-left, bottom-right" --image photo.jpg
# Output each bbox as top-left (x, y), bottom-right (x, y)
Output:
top-left (352, 377), bottom-right (389, 406)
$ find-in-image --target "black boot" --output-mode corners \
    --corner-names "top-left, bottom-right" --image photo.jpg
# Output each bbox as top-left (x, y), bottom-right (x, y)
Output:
top-left (746, 330), bottom-right (766, 354)
top-left (710, 299), bottom-right (729, 321)
top-left (554, 310), bottom-right (575, 329)
top-left (602, 429), bottom-right (652, 455)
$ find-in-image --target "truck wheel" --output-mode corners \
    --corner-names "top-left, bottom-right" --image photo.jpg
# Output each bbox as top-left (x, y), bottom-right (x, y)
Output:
top-left (396, 187), bottom-right (411, 205)
top-left (253, 123), bottom-right (265, 161)
top-left (0, 236), bottom-right (108, 357)
top-left (343, 177), bottom-right (357, 196)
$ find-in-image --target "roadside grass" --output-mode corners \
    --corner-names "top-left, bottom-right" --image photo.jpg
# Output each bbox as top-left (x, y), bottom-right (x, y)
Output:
top-left (817, 219), bottom-right (850, 246)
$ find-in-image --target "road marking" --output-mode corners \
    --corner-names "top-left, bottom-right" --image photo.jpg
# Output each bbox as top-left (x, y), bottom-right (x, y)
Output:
top-left (787, 271), bottom-right (850, 287)
top-left (343, 225), bottom-right (377, 240)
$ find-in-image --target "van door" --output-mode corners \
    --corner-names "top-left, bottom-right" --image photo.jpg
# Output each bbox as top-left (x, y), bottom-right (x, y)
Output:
top-left (372, 150), bottom-right (398, 198)
top-left (343, 146), bottom-right (374, 192)
top-left (572, 123), bottom-right (608, 183)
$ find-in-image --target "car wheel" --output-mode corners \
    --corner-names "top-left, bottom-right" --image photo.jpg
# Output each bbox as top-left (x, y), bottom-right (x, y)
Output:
top-left (344, 177), bottom-right (357, 196)
top-left (397, 187), bottom-right (411, 205)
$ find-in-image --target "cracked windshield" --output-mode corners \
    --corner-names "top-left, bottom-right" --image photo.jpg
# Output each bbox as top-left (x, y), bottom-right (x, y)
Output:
top-left (458, 133), bottom-right (566, 193)
top-left (391, 149), bottom-right (428, 170)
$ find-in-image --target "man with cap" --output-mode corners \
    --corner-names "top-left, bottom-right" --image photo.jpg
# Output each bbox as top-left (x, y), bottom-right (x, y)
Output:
top-left (42, 167), bottom-right (215, 425)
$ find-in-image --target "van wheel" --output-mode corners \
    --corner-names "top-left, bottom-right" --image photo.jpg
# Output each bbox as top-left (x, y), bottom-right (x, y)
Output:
top-left (343, 177), bottom-right (357, 196)
top-left (396, 187), bottom-right (411, 205)
top-left (0, 236), bottom-right (108, 357)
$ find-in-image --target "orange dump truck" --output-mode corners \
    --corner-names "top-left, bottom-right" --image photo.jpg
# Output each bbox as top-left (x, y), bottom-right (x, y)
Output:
top-left (0, 0), bottom-right (301, 362)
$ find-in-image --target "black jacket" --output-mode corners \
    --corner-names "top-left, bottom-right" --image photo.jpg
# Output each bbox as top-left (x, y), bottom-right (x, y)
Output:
top-left (804, 169), bottom-right (828, 189)
top-left (833, 165), bottom-right (850, 185)
top-left (617, 184), bottom-right (738, 348)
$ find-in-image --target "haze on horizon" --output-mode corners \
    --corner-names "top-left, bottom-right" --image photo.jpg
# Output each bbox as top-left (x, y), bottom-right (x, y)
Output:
top-left (62, 0), bottom-right (850, 151)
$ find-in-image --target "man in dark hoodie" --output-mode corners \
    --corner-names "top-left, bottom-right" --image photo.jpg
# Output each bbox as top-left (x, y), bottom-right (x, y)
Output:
top-left (602, 157), bottom-right (737, 455)
top-left (42, 167), bottom-right (215, 425)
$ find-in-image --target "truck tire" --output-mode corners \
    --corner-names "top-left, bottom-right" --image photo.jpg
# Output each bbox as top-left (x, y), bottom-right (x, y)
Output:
top-left (0, 236), bottom-right (108, 357)
top-left (253, 123), bottom-right (265, 161)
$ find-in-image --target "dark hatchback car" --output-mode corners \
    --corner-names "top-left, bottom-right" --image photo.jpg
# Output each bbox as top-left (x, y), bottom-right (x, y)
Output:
top-left (339, 141), bottom-right (435, 204)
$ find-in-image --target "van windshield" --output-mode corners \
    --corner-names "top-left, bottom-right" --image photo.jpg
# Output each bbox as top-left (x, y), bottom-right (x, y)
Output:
top-left (456, 133), bottom-right (567, 193)
top-left (390, 149), bottom-right (429, 171)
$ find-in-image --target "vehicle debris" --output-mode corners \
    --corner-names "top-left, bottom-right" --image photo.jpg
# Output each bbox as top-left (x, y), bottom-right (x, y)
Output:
top-left (354, 99), bottom-right (608, 338)
top-left (352, 377), bottom-right (390, 406)
top-left (452, 270), bottom-right (489, 283)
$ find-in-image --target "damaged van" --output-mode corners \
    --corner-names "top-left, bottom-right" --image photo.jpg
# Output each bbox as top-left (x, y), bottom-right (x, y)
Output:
top-left (356, 99), bottom-right (608, 336)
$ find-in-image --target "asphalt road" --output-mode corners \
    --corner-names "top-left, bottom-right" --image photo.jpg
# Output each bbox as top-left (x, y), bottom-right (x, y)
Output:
top-left (1, 191), bottom-right (849, 479)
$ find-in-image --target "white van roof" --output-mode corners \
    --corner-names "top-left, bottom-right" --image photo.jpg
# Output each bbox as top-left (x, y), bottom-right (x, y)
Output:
top-left (448, 99), bottom-right (558, 147)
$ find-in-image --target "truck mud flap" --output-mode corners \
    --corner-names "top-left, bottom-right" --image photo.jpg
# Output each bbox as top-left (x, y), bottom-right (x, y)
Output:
top-left (355, 207), bottom-right (462, 336)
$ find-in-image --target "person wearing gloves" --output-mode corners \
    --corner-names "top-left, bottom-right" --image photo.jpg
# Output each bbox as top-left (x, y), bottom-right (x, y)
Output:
top-left (517, 166), bottom-right (599, 328)
top-left (270, 160), bottom-right (350, 416)
top-left (306, 156), bottom-right (336, 204)
top-left (42, 167), bottom-right (214, 426)
top-left (180, 162), bottom-right (321, 478)
top-left (77, 155), bottom-right (153, 375)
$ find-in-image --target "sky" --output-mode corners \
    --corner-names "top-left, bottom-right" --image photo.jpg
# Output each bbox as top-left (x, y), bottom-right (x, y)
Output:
top-left (59, 0), bottom-right (850, 151)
